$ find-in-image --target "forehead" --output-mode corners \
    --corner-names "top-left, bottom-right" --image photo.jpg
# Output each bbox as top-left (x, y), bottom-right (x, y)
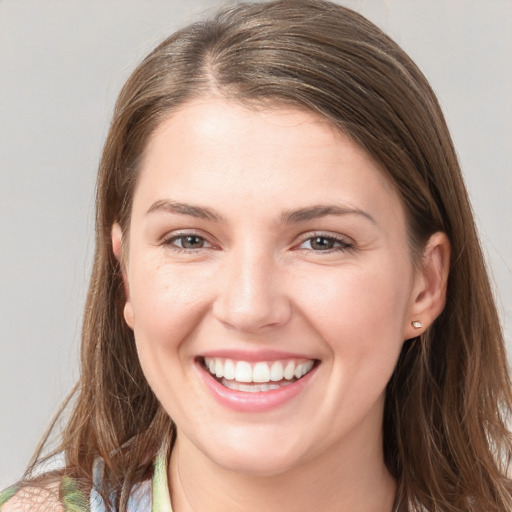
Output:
top-left (143, 98), bottom-right (343, 168)
top-left (133, 97), bottom-right (405, 230)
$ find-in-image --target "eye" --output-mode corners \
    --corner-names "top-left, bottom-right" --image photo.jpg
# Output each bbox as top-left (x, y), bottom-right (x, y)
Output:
top-left (165, 233), bottom-right (212, 251)
top-left (298, 235), bottom-right (352, 252)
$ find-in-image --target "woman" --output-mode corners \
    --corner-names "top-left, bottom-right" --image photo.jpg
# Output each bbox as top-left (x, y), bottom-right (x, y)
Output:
top-left (1, 0), bottom-right (511, 510)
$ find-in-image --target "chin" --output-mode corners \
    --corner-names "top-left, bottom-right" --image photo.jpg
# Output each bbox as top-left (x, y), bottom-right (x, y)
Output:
top-left (190, 425), bottom-right (312, 477)
top-left (210, 448), bottom-right (305, 478)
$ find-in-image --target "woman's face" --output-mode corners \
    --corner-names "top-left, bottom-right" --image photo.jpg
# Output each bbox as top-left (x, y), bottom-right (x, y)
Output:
top-left (116, 98), bottom-right (424, 476)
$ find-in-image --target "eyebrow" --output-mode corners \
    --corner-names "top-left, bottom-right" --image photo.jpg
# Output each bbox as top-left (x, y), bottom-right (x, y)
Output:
top-left (280, 205), bottom-right (377, 225)
top-left (147, 200), bottom-right (376, 226)
top-left (147, 200), bottom-right (225, 222)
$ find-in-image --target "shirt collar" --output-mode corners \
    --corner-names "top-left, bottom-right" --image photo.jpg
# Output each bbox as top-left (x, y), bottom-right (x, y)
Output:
top-left (152, 448), bottom-right (173, 512)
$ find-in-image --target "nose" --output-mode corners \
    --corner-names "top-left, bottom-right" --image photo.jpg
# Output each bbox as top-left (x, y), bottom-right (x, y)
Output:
top-left (212, 246), bottom-right (292, 334)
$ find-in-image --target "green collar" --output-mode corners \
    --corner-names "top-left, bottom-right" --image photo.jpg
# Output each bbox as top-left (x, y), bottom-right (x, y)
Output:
top-left (152, 449), bottom-right (173, 512)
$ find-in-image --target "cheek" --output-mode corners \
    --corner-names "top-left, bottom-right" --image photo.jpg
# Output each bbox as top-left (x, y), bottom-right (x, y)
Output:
top-left (130, 262), bottom-right (204, 328)
top-left (301, 260), bottom-right (409, 322)
top-left (126, 265), bottom-right (214, 415)
top-left (126, 264), bottom-right (211, 372)
top-left (296, 260), bottom-right (412, 370)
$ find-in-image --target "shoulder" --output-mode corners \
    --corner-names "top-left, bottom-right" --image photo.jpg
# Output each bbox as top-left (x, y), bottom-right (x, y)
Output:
top-left (0, 481), bottom-right (64, 512)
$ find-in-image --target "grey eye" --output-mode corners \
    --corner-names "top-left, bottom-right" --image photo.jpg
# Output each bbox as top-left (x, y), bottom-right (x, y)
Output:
top-left (301, 236), bottom-right (348, 251)
top-left (178, 235), bottom-right (205, 249)
top-left (168, 234), bottom-right (211, 250)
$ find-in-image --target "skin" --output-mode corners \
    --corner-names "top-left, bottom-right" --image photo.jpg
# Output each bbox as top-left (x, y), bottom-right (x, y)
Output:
top-left (112, 98), bottom-right (450, 512)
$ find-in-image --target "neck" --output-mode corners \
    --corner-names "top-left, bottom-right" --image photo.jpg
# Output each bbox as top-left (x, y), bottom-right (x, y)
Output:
top-left (168, 422), bottom-right (396, 512)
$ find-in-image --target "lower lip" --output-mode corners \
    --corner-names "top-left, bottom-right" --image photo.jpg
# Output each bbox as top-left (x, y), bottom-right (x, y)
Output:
top-left (197, 361), bottom-right (318, 413)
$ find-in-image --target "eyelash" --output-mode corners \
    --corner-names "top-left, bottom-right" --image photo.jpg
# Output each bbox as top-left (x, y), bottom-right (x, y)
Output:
top-left (162, 232), bottom-right (353, 254)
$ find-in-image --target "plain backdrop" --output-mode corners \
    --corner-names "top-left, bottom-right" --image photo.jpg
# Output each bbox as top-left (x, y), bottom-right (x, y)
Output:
top-left (1, 0), bottom-right (511, 489)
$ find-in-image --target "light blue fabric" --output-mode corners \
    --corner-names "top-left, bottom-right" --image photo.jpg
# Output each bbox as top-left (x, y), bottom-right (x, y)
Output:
top-left (0, 450), bottom-right (172, 512)
top-left (89, 451), bottom-right (171, 511)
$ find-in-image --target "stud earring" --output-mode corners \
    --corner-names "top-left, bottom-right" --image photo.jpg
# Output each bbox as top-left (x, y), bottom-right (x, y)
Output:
top-left (411, 320), bottom-right (422, 329)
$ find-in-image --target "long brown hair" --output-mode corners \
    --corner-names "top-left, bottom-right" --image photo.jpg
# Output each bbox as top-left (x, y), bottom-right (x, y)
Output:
top-left (27, 1), bottom-right (512, 510)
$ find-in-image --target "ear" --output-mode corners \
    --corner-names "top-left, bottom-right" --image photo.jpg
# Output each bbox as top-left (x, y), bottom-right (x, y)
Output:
top-left (404, 232), bottom-right (451, 339)
top-left (112, 222), bottom-right (123, 260)
top-left (111, 223), bottom-right (134, 329)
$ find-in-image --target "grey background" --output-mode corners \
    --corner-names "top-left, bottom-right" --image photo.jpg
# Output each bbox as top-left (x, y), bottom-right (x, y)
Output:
top-left (1, 0), bottom-right (511, 489)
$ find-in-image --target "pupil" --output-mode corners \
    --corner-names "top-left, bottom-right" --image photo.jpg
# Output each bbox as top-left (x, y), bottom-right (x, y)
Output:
top-left (183, 236), bottom-right (202, 248)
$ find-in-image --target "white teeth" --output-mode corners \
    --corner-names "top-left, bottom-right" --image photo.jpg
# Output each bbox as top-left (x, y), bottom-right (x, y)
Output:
top-left (253, 362), bottom-right (270, 383)
top-left (235, 361), bottom-right (252, 383)
top-left (221, 379), bottom-right (290, 392)
top-left (203, 357), bottom-right (315, 388)
top-left (301, 360), bottom-right (314, 377)
top-left (270, 361), bottom-right (283, 381)
top-left (294, 361), bottom-right (313, 378)
top-left (215, 359), bottom-right (224, 378)
top-left (224, 359), bottom-right (236, 380)
top-left (284, 361), bottom-right (295, 380)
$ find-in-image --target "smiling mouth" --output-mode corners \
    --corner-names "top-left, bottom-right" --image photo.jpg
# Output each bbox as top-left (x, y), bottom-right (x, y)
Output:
top-left (201, 357), bottom-right (317, 393)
